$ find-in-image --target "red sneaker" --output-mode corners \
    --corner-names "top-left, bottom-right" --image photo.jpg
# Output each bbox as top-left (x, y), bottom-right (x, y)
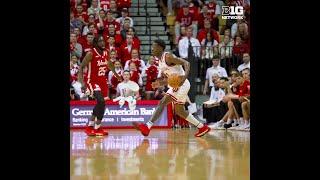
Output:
top-left (85, 126), bottom-right (96, 136)
top-left (93, 128), bottom-right (108, 136)
top-left (194, 125), bottom-right (211, 137)
top-left (132, 122), bottom-right (150, 136)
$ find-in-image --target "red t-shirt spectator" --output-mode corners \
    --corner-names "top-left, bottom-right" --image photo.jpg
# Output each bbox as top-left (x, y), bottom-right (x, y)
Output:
top-left (117, 0), bottom-right (131, 10)
top-left (119, 42), bottom-right (140, 66)
top-left (130, 70), bottom-right (140, 85)
top-left (233, 39), bottom-right (249, 55)
top-left (198, 13), bottom-right (214, 30)
top-left (235, 80), bottom-right (250, 97)
top-left (207, 1), bottom-right (217, 14)
top-left (197, 28), bottom-right (220, 43)
top-left (103, 33), bottom-right (123, 47)
top-left (176, 11), bottom-right (196, 27)
top-left (100, 0), bottom-right (111, 11)
top-left (145, 65), bottom-right (158, 91)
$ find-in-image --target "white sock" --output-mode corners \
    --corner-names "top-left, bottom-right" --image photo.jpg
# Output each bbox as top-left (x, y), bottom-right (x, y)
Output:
top-left (146, 121), bottom-right (153, 129)
top-left (240, 119), bottom-right (245, 125)
top-left (244, 120), bottom-right (249, 125)
top-left (226, 119), bottom-right (233, 124)
top-left (88, 121), bottom-right (95, 127)
top-left (94, 123), bottom-right (101, 130)
top-left (186, 114), bottom-right (204, 128)
top-left (218, 120), bottom-right (224, 124)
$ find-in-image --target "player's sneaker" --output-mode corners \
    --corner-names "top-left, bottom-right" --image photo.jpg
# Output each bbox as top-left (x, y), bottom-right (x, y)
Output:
top-left (195, 125), bottom-right (211, 137)
top-left (85, 126), bottom-right (96, 136)
top-left (93, 128), bottom-right (108, 136)
top-left (132, 122), bottom-right (150, 136)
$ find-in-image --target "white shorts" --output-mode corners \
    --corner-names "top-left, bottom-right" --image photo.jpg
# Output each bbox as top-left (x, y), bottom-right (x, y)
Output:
top-left (165, 79), bottom-right (190, 104)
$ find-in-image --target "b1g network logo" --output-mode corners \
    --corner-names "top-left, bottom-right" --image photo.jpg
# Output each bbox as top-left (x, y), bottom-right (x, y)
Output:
top-left (222, 6), bottom-right (244, 19)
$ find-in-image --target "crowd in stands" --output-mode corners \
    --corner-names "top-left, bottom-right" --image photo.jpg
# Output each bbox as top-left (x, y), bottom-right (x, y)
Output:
top-left (70, 0), bottom-right (250, 130)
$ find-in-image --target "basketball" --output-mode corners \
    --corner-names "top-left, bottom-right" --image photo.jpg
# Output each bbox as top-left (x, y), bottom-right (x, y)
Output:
top-left (167, 73), bottom-right (182, 88)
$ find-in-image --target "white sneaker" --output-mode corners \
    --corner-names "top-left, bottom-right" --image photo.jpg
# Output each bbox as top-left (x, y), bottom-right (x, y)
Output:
top-left (209, 122), bottom-right (224, 130)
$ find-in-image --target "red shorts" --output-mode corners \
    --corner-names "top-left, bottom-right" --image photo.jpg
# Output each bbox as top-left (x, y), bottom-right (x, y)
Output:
top-left (85, 79), bottom-right (108, 98)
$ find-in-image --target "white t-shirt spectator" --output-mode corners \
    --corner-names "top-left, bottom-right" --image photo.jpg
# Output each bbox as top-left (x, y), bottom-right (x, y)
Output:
top-left (116, 80), bottom-right (139, 97)
top-left (237, 62), bottom-right (250, 72)
top-left (178, 36), bottom-right (201, 58)
top-left (205, 66), bottom-right (228, 87)
top-left (209, 88), bottom-right (225, 102)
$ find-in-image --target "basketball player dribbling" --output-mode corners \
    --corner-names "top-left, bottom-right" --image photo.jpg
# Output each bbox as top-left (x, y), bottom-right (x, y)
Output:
top-left (132, 39), bottom-right (211, 137)
top-left (78, 35), bottom-right (122, 136)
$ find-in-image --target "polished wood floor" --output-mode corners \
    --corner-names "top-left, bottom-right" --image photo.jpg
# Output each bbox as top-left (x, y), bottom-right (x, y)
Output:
top-left (71, 129), bottom-right (250, 180)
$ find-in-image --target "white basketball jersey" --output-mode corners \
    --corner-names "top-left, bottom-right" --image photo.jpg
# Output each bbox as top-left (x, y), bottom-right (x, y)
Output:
top-left (158, 52), bottom-right (185, 77)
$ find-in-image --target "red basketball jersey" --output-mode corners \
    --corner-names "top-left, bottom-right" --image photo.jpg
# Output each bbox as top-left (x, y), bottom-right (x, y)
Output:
top-left (87, 48), bottom-right (109, 82)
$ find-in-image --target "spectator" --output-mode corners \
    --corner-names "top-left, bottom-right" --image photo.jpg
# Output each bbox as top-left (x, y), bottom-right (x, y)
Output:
top-left (175, 4), bottom-right (198, 42)
top-left (109, 0), bottom-right (121, 18)
top-left (222, 73), bottom-right (250, 129)
top-left (116, 8), bottom-right (134, 28)
top-left (129, 62), bottom-right (143, 86)
top-left (231, 19), bottom-right (244, 38)
top-left (229, 69), bottom-right (239, 85)
top-left (233, 35), bottom-right (249, 67)
top-left (70, 11), bottom-right (83, 30)
top-left (120, 34), bottom-right (140, 66)
top-left (99, 10), bottom-right (121, 33)
top-left (120, 18), bottom-right (132, 40)
top-left (109, 60), bottom-right (123, 99)
top-left (237, 53), bottom-right (250, 72)
top-left (82, 16), bottom-right (98, 36)
top-left (185, 0), bottom-right (200, 18)
top-left (70, 33), bottom-right (83, 59)
top-left (219, 35), bottom-right (234, 73)
top-left (100, 0), bottom-right (111, 11)
top-left (235, 22), bottom-right (249, 45)
top-left (203, 77), bottom-right (227, 124)
top-left (197, 19), bottom-right (220, 44)
top-left (70, 55), bottom-right (86, 100)
top-left (124, 48), bottom-right (146, 73)
top-left (81, 32), bottom-right (94, 61)
top-left (116, 70), bottom-right (141, 100)
top-left (127, 27), bottom-right (141, 48)
top-left (240, 69), bottom-right (250, 130)
top-left (223, 28), bottom-right (231, 37)
top-left (103, 24), bottom-right (123, 47)
top-left (201, 32), bottom-right (218, 60)
top-left (87, 0), bottom-right (101, 18)
top-left (105, 36), bottom-right (121, 57)
top-left (73, 27), bottom-right (86, 46)
top-left (108, 49), bottom-right (120, 64)
top-left (74, 4), bottom-right (89, 26)
top-left (117, 0), bottom-right (132, 10)
top-left (142, 56), bottom-right (159, 100)
top-left (178, 26), bottom-right (201, 59)
top-left (198, 4), bottom-right (219, 31)
top-left (241, 68), bottom-right (250, 81)
top-left (174, 26), bottom-right (187, 45)
top-left (203, 55), bottom-right (228, 95)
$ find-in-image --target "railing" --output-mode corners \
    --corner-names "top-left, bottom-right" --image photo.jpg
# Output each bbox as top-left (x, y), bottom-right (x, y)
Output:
top-left (174, 45), bottom-right (247, 96)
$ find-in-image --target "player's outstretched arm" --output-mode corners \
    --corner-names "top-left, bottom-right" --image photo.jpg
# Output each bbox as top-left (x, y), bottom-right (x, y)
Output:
top-left (78, 51), bottom-right (93, 86)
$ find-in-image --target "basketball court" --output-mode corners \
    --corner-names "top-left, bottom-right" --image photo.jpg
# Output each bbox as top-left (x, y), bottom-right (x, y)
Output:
top-left (71, 129), bottom-right (250, 179)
